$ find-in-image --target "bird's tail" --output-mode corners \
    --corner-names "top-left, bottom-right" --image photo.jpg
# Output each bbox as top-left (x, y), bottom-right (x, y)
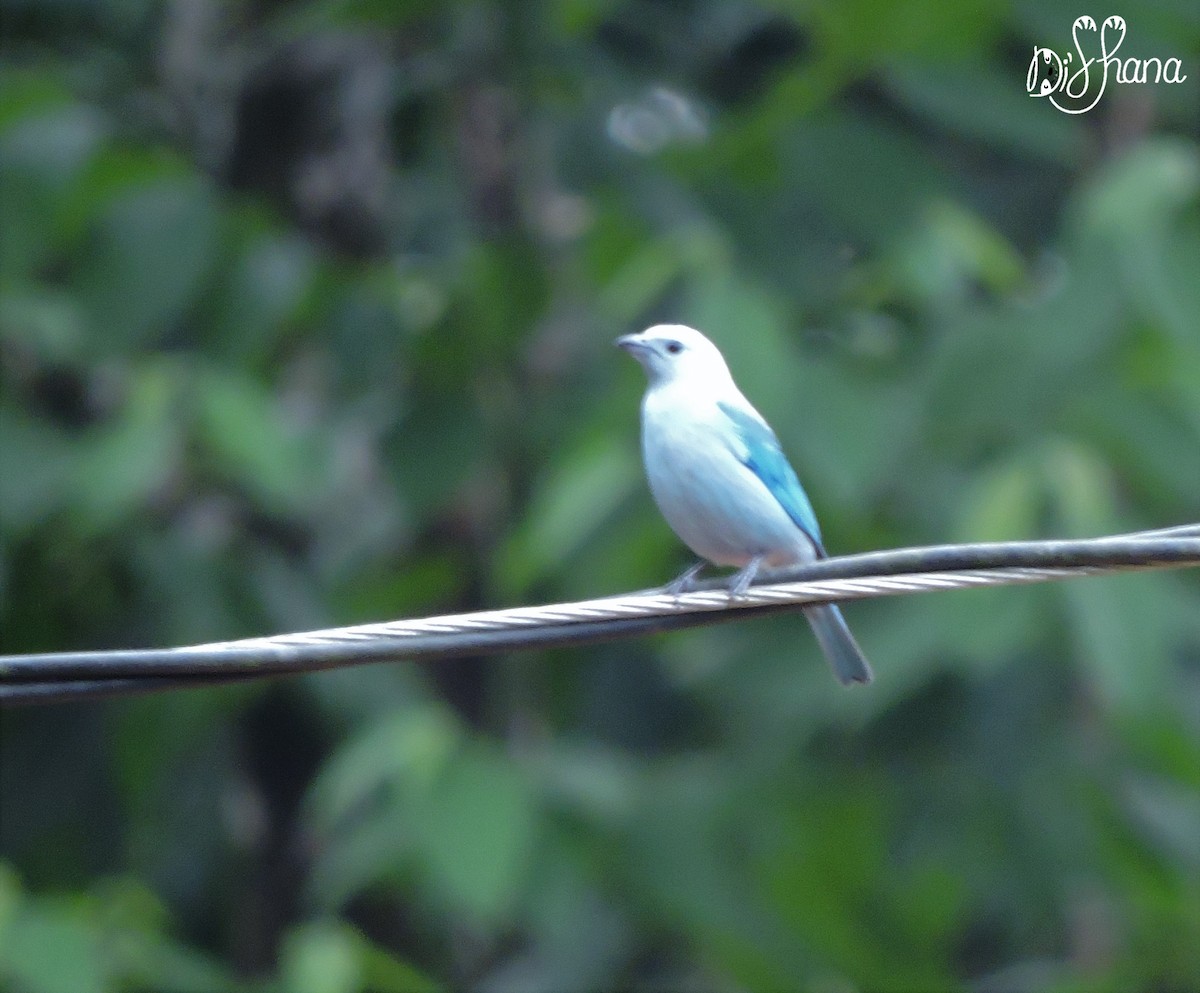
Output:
top-left (803, 604), bottom-right (873, 686)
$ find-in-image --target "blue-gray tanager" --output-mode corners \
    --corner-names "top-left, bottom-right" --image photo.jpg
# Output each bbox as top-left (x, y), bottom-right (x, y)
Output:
top-left (617, 323), bottom-right (873, 686)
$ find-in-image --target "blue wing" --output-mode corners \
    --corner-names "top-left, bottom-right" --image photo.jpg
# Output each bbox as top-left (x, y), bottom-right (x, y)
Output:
top-left (717, 401), bottom-right (825, 554)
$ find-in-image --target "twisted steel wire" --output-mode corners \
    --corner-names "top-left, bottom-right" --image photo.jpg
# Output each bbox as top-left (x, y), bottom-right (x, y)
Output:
top-left (2, 524), bottom-right (1198, 705)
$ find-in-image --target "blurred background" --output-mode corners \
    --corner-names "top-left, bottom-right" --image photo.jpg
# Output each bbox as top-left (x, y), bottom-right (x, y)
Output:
top-left (1, 1), bottom-right (1199, 991)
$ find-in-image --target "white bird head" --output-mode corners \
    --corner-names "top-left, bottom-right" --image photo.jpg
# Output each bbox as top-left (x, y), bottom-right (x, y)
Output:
top-left (615, 324), bottom-right (734, 389)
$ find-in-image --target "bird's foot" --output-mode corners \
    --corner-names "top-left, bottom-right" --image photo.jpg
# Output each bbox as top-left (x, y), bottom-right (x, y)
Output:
top-left (728, 556), bottom-right (764, 599)
top-left (665, 561), bottom-right (706, 597)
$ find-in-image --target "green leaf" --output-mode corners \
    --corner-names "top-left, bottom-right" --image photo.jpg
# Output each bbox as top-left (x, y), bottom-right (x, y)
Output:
top-left (415, 745), bottom-right (538, 924)
top-left (280, 921), bottom-right (363, 993)
top-left (0, 902), bottom-right (105, 993)
top-left (306, 708), bottom-right (462, 836)
top-left (1074, 140), bottom-right (1200, 240)
top-left (280, 920), bottom-right (442, 993)
top-left (0, 412), bottom-right (75, 534)
top-left (955, 454), bottom-right (1042, 543)
top-left (194, 367), bottom-right (327, 515)
top-left (0, 288), bottom-right (87, 362)
top-left (74, 176), bottom-right (220, 352)
top-left (72, 360), bottom-right (181, 531)
top-left (498, 436), bottom-right (640, 594)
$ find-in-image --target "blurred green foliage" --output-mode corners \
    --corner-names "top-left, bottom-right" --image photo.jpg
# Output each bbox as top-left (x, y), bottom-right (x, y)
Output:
top-left (2, 0), bottom-right (1199, 990)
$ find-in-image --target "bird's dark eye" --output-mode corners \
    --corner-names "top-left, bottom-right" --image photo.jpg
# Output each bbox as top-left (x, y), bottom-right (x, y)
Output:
top-left (666, 341), bottom-right (683, 354)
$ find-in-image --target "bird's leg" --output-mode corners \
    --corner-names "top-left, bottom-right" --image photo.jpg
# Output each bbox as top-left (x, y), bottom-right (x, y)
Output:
top-left (728, 555), bottom-right (765, 598)
top-left (666, 561), bottom-right (707, 596)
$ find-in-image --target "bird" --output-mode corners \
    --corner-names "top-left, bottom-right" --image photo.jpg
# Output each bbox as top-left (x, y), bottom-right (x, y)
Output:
top-left (616, 323), bottom-right (873, 686)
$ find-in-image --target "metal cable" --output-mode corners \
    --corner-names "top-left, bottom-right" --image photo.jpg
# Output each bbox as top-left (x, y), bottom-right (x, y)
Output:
top-left (3, 524), bottom-right (1198, 705)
